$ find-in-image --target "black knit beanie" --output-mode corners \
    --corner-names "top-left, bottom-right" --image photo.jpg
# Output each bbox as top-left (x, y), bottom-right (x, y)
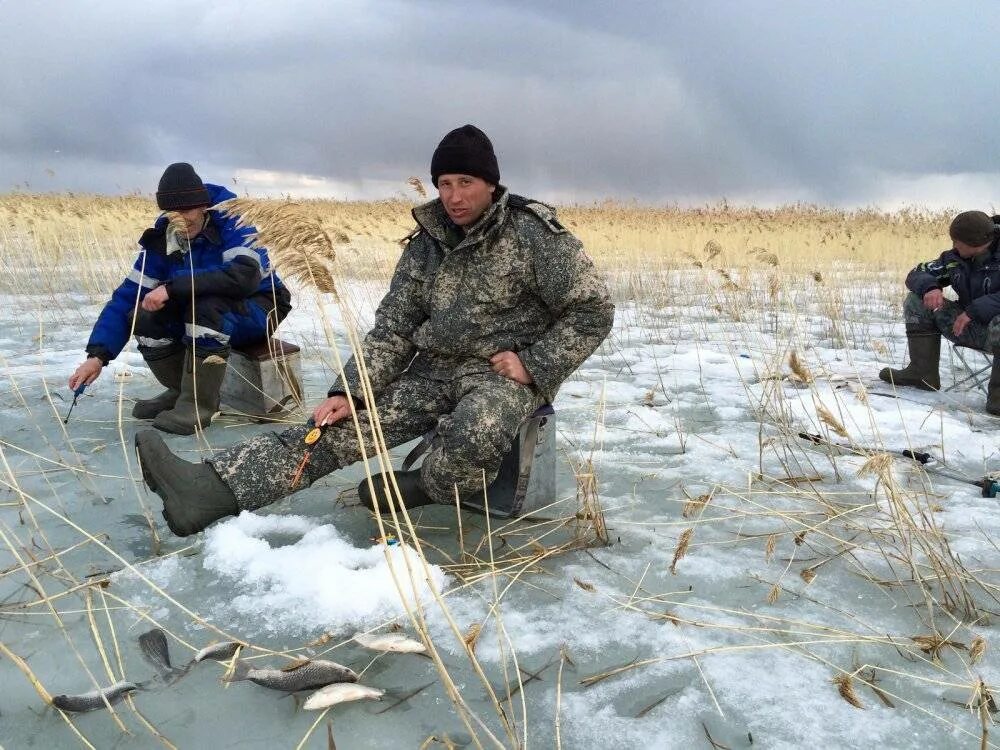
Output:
top-left (430, 125), bottom-right (500, 187)
top-left (156, 163), bottom-right (211, 210)
top-left (949, 210), bottom-right (997, 247)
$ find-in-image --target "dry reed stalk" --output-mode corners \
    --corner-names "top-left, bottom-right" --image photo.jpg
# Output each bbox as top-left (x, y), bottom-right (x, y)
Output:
top-left (970, 636), bottom-right (987, 664)
top-left (670, 529), bottom-right (693, 575)
top-left (831, 673), bottom-right (865, 709)
top-left (788, 351), bottom-right (813, 384)
top-left (407, 177), bottom-right (427, 198)
top-left (816, 404), bottom-right (850, 438)
top-left (219, 199), bottom-right (339, 295)
top-left (0, 640), bottom-right (52, 704)
top-left (681, 491), bottom-right (712, 519)
top-left (765, 534), bottom-right (778, 563)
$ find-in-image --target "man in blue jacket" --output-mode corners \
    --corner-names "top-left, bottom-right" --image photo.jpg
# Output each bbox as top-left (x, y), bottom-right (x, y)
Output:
top-left (68, 163), bottom-right (292, 434)
top-left (879, 210), bottom-right (1000, 414)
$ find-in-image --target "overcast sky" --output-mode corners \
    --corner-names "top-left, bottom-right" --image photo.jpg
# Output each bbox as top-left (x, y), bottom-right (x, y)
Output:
top-left (2, 1), bottom-right (998, 209)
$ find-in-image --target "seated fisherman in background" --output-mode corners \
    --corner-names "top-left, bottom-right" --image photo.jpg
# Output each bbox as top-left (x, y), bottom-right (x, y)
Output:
top-left (879, 210), bottom-right (1000, 414)
top-left (68, 163), bottom-right (292, 435)
top-left (135, 124), bottom-right (615, 536)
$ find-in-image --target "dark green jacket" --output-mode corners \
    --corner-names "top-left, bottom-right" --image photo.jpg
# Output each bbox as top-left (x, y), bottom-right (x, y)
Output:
top-left (332, 188), bottom-right (614, 403)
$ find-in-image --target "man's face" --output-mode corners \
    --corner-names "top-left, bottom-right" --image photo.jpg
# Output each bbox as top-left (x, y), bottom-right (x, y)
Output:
top-left (436, 175), bottom-right (495, 227)
top-left (953, 239), bottom-right (991, 259)
top-left (175, 206), bottom-right (208, 239)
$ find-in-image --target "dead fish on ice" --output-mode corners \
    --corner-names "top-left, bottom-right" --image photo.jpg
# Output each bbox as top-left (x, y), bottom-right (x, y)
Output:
top-left (193, 640), bottom-right (245, 664)
top-left (303, 682), bottom-right (384, 710)
top-left (51, 680), bottom-right (139, 713)
top-left (352, 632), bottom-right (427, 654)
top-left (225, 659), bottom-right (358, 692)
top-left (138, 627), bottom-right (188, 681)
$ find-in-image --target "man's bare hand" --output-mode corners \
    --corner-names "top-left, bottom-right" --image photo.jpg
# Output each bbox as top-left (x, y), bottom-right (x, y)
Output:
top-left (489, 351), bottom-right (533, 385)
top-left (312, 395), bottom-right (354, 427)
top-left (953, 312), bottom-right (972, 337)
top-left (68, 357), bottom-right (102, 390)
top-left (922, 289), bottom-right (944, 312)
top-left (142, 285), bottom-right (169, 312)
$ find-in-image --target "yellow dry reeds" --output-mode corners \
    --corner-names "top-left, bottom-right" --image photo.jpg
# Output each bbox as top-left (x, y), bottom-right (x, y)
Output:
top-left (218, 199), bottom-right (339, 295)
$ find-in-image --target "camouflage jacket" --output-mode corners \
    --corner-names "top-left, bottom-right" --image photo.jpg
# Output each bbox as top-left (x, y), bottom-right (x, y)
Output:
top-left (906, 218), bottom-right (1000, 323)
top-left (331, 188), bottom-right (614, 403)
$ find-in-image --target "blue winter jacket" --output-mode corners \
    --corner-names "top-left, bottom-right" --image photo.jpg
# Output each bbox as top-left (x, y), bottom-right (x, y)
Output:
top-left (85, 184), bottom-right (287, 363)
top-left (905, 216), bottom-right (1000, 324)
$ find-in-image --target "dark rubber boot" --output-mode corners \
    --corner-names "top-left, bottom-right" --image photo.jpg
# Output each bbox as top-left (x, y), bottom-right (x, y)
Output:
top-left (133, 348), bottom-right (185, 419)
top-left (153, 350), bottom-right (228, 435)
top-left (357, 470), bottom-right (436, 511)
top-left (878, 335), bottom-right (941, 391)
top-left (135, 430), bottom-right (238, 536)
top-left (987, 356), bottom-right (1000, 416)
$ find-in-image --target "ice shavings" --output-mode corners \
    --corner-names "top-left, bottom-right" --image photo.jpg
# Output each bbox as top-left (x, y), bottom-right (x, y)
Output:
top-left (200, 512), bottom-right (449, 634)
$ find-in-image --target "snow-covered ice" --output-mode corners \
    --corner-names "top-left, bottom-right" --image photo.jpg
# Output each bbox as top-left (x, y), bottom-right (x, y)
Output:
top-left (1, 272), bottom-right (998, 749)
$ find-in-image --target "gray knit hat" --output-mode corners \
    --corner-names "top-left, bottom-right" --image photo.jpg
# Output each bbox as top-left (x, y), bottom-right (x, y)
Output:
top-left (949, 211), bottom-right (997, 247)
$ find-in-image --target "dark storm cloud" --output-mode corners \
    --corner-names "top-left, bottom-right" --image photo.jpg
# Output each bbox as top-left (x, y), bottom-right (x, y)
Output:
top-left (1, 0), bottom-right (998, 206)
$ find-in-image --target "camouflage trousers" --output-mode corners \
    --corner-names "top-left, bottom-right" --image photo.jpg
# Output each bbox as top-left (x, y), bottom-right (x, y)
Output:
top-left (208, 369), bottom-right (545, 511)
top-left (903, 293), bottom-right (1000, 352)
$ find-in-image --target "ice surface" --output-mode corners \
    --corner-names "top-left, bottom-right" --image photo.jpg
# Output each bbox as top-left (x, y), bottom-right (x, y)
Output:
top-left (1, 273), bottom-right (999, 749)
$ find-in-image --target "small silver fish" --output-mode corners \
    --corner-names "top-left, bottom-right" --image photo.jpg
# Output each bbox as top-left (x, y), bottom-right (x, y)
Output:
top-left (193, 640), bottom-right (244, 663)
top-left (303, 682), bottom-right (384, 710)
top-left (353, 631), bottom-right (427, 654)
top-left (51, 681), bottom-right (139, 713)
top-left (225, 659), bottom-right (358, 693)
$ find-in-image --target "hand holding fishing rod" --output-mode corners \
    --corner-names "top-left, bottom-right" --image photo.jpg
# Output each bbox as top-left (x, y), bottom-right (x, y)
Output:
top-left (797, 432), bottom-right (999, 499)
top-left (290, 417), bottom-right (328, 489)
top-left (290, 394), bottom-right (360, 488)
top-left (63, 383), bottom-right (88, 424)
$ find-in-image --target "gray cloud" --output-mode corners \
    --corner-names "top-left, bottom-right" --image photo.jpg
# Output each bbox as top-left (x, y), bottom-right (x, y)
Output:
top-left (2, 0), bottom-right (998, 207)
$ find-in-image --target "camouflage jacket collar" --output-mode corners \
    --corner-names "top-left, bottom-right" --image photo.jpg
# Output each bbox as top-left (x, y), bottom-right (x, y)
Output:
top-left (412, 186), bottom-right (510, 251)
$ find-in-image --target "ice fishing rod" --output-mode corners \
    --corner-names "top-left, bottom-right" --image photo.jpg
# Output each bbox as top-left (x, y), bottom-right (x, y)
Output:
top-left (290, 417), bottom-right (327, 489)
top-left (63, 383), bottom-right (88, 424)
top-left (797, 432), bottom-right (999, 499)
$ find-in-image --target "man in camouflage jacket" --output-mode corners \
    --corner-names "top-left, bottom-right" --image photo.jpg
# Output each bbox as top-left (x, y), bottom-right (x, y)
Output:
top-left (135, 125), bottom-right (615, 536)
top-left (879, 210), bottom-right (1000, 414)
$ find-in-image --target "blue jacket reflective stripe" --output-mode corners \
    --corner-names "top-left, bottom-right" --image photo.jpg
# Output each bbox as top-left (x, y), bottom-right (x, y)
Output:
top-left (86, 184), bottom-right (285, 362)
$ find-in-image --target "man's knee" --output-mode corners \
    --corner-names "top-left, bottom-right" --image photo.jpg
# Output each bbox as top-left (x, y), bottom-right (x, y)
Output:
top-left (904, 292), bottom-right (951, 334)
top-left (987, 317), bottom-right (1000, 353)
top-left (187, 295), bottom-right (234, 328)
top-left (185, 295), bottom-right (235, 348)
top-left (132, 308), bottom-right (182, 351)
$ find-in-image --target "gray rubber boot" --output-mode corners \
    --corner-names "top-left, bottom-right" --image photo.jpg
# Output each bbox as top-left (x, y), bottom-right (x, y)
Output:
top-left (357, 470), bottom-right (436, 512)
top-left (153, 349), bottom-right (229, 435)
top-left (133, 347), bottom-right (185, 419)
top-left (135, 430), bottom-right (238, 536)
top-left (878, 335), bottom-right (941, 391)
top-left (986, 356), bottom-right (1000, 416)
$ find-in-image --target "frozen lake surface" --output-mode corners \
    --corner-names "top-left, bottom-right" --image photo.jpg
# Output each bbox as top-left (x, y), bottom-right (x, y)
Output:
top-left (1, 275), bottom-right (998, 749)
